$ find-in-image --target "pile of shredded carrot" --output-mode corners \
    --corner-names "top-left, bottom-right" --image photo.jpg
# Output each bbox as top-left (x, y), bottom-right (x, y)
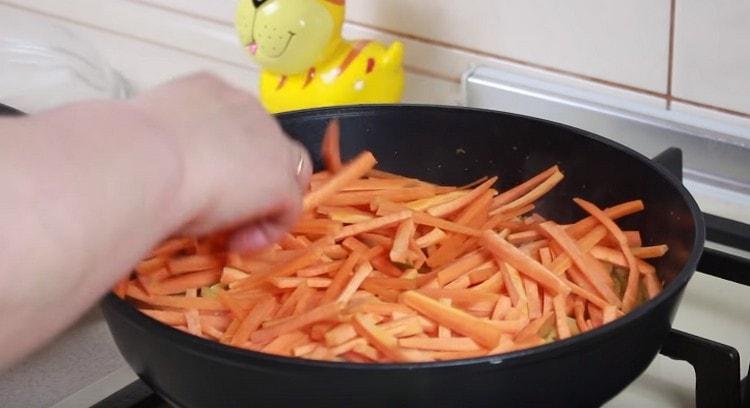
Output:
top-left (115, 120), bottom-right (669, 363)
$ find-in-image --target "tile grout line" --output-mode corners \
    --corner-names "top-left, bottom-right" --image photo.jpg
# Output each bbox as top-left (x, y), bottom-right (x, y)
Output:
top-left (346, 19), bottom-right (669, 99)
top-left (0, 1), bottom-right (257, 71)
top-left (672, 98), bottom-right (750, 120)
top-left (123, 0), bottom-right (233, 27)
top-left (666, 0), bottom-right (676, 110)
top-left (109, 0), bottom-right (750, 119)
top-left (5, 0), bottom-right (749, 119)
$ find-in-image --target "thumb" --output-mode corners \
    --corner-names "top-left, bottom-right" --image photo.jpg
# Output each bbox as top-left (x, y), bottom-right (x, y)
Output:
top-left (227, 141), bottom-right (312, 252)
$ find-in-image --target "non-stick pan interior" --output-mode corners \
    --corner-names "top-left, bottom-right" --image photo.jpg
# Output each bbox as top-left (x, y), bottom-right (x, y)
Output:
top-left (279, 105), bottom-right (703, 288)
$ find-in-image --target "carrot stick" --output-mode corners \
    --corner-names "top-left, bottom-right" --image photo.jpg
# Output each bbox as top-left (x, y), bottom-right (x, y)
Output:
top-left (491, 296), bottom-right (513, 321)
top-left (415, 228), bottom-right (447, 248)
top-left (321, 252), bottom-right (360, 304)
top-left (492, 166), bottom-right (559, 208)
top-left (435, 251), bottom-right (488, 287)
top-left (324, 187), bottom-right (437, 206)
top-left (149, 270), bottom-right (220, 296)
top-left (412, 211), bottom-right (482, 237)
top-left (400, 291), bottom-right (502, 349)
top-left (151, 237), bottom-right (194, 257)
top-left (573, 198), bottom-right (640, 312)
top-left (427, 177), bottom-right (497, 218)
top-left (325, 323), bottom-right (358, 347)
top-left (335, 210), bottom-right (411, 241)
top-left (276, 283), bottom-right (313, 318)
top-left (318, 206), bottom-right (374, 223)
top-left (136, 257), bottom-right (167, 275)
top-left (230, 296), bottom-right (277, 346)
top-left (552, 294), bottom-right (571, 340)
top-left (644, 271), bottom-right (662, 299)
top-left (523, 278), bottom-right (542, 319)
top-left (481, 231), bottom-right (570, 296)
top-left (602, 305), bottom-right (618, 324)
top-left (565, 200), bottom-right (644, 239)
top-left (574, 297), bottom-right (590, 332)
top-left (262, 331), bottom-right (310, 356)
top-left (589, 246), bottom-right (656, 274)
top-left (221, 267), bottom-right (250, 284)
top-left (127, 285), bottom-right (226, 311)
top-left (405, 191), bottom-right (469, 211)
top-left (351, 314), bottom-right (415, 362)
top-left (337, 261), bottom-right (374, 304)
top-left (270, 277), bottom-right (332, 289)
top-left (167, 255), bottom-right (220, 275)
top-left (296, 261), bottom-right (343, 278)
top-left (631, 245), bottom-right (669, 259)
top-left (321, 119), bottom-right (342, 172)
top-left (390, 219), bottom-right (415, 264)
top-left (399, 337), bottom-right (481, 352)
top-left (251, 302), bottom-right (341, 344)
top-left (291, 219), bottom-right (343, 236)
top-left (492, 171), bottom-right (563, 214)
top-left (303, 151), bottom-right (378, 212)
top-left (537, 222), bottom-right (620, 306)
top-left (231, 246), bottom-right (324, 290)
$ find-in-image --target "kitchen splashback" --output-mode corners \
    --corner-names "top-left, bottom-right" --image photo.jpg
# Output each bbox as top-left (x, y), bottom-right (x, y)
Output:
top-left (0, 0), bottom-right (747, 127)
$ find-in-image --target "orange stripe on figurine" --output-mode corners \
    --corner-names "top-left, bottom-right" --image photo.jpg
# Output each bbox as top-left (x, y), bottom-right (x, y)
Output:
top-left (236, 0), bottom-right (405, 113)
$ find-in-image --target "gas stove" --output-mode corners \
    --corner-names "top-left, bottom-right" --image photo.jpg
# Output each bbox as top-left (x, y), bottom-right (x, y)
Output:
top-left (46, 147), bottom-right (748, 408)
top-left (1, 66), bottom-right (749, 407)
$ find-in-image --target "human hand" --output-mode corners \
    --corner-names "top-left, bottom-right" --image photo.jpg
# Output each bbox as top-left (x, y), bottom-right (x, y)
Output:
top-left (131, 73), bottom-right (312, 251)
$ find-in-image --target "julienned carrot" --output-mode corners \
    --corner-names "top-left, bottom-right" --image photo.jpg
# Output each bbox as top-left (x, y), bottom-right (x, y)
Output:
top-left (168, 254), bottom-right (221, 275)
top-left (415, 228), bottom-right (447, 248)
top-left (630, 245), bottom-right (669, 259)
top-left (401, 291), bottom-right (502, 349)
top-left (435, 251), bottom-right (488, 287)
top-left (231, 246), bottom-right (324, 290)
top-left (231, 296), bottom-right (277, 346)
top-left (320, 252), bottom-right (360, 304)
top-left (481, 231), bottom-right (570, 296)
top-left (351, 314), bottom-right (419, 362)
top-left (250, 302), bottom-right (341, 344)
top-left (323, 187), bottom-right (437, 206)
top-left (123, 136), bottom-right (669, 364)
top-left (492, 171), bottom-right (564, 214)
top-left (321, 119), bottom-right (342, 172)
top-left (492, 166), bottom-right (559, 209)
top-left (390, 219), bottom-right (415, 264)
top-left (303, 151), bottom-right (378, 212)
top-left (405, 191), bottom-right (469, 211)
top-left (427, 177), bottom-right (498, 218)
top-left (589, 246), bottom-right (656, 275)
top-left (552, 294), bottom-right (571, 340)
top-left (337, 261), bottom-right (373, 304)
top-left (150, 269), bottom-right (220, 296)
top-left (399, 337), bottom-right (482, 352)
top-left (335, 210), bottom-right (411, 241)
top-left (411, 211), bottom-right (482, 237)
top-left (565, 200), bottom-right (644, 239)
top-left (537, 222), bottom-right (621, 306)
top-left (573, 198), bottom-right (640, 312)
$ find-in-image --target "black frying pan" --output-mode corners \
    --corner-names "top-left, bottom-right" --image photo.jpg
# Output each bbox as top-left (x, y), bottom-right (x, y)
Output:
top-left (92, 104), bottom-right (702, 407)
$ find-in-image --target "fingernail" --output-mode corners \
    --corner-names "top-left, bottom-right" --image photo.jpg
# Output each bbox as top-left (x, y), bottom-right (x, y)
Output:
top-left (229, 225), bottom-right (271, 252)
top-left (293, 144), bottom-right (312, 192)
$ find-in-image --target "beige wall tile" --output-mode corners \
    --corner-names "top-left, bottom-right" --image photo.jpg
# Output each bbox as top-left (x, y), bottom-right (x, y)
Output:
top-left (672, 0), bottom-right (750, 115)
top-left (345, 0), bottom-right (671, 93)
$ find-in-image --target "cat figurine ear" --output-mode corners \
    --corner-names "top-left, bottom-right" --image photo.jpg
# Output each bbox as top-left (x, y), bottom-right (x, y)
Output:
top-left (236, 0), bottom-right (405, 113)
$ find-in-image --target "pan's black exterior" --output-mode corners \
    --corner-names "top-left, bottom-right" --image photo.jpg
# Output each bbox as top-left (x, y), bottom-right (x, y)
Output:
top-left (101, 105), bottom-right (704, 408)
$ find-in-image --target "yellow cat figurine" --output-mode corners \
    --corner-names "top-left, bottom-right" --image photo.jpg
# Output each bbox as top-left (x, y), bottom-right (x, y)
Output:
top-left (236, 0), bottom-right (405, 113)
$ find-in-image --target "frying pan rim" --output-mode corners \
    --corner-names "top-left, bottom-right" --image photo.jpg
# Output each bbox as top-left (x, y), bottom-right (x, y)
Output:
top-left (101, 103), bottom-right (705, 371)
